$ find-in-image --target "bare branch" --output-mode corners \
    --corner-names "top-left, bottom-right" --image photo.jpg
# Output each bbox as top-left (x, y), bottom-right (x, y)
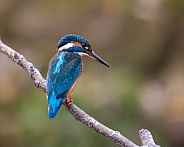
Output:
top-left (0, 39), bottom-right (160, 147)
top-left (0, 39), bottom-right (46, 92)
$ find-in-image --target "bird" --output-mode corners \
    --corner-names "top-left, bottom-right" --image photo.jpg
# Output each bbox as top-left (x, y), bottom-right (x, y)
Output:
top-left (46, 34), bottom-right (110, 119)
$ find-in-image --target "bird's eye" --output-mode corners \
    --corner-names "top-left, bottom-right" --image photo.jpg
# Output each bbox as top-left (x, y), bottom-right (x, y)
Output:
top-left (82, 43), bottom-right (91, 51)
top-left (84, 46), bottom-right (89, 50)
top-left (81, 43), bottom-right (86, 48)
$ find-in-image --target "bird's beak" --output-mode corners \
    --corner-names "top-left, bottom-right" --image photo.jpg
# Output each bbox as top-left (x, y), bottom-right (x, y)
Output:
top-left (86, 50), bottom-right (111, 68)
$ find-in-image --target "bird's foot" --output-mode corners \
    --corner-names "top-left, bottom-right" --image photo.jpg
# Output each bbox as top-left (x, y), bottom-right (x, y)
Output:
top-left (66, 97), bottom-right (73, 103)
top-left (65, 97), bottom-right (73, 110)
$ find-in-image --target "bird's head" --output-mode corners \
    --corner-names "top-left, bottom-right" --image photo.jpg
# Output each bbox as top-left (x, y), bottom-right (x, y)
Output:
top-left (56, 34), bottom-right (110, 68)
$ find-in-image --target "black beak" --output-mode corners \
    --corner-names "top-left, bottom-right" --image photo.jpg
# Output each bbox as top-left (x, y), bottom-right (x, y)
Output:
top-left (87, 50), bottom-right (111, 68)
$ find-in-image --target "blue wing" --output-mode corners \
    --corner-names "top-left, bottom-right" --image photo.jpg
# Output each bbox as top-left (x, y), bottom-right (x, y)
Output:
top-left (46, 51), bottom-right (82, 118)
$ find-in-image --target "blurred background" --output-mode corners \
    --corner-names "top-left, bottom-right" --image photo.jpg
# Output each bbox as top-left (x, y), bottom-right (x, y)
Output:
top-left (0, 0), bottom-right (184, 146)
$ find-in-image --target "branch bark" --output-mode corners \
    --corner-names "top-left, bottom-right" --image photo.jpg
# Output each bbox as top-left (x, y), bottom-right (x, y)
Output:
top-left (0, 40), bottom-right (160, 147)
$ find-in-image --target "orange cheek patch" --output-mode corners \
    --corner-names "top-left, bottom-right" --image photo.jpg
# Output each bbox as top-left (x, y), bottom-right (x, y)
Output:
top-left (71, 42), bottom-right (82, 48)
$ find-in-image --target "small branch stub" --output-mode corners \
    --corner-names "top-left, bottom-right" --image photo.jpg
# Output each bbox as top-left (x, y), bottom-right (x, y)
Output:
top-left (139, 129), bottom-right (160, 147)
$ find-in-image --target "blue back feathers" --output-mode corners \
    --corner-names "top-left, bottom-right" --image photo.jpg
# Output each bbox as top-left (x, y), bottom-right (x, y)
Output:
top-left (46, 51), bottom-right (82, 118)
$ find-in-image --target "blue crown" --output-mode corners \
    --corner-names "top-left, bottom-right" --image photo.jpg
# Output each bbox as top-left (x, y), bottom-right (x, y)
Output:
top-left (56, 34), bottom-right (91, 51)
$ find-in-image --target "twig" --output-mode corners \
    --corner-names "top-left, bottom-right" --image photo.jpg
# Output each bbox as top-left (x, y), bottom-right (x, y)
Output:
top-left (0, 39), bottom-right (160, 147)
top-left (139, 129), bottom-right (160, 147)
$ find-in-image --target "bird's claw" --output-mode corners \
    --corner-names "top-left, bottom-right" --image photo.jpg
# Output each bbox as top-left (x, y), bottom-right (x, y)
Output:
top-left (66, 97), bottom-right (73, 103)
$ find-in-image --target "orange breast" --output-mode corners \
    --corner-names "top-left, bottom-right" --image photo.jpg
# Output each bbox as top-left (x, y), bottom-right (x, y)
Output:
top-left (67, 61), bottom-right (83, 98)
top-left (67, 74), bottom-right (81, 98)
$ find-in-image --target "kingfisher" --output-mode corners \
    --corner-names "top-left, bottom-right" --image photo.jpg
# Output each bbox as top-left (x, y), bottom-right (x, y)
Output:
top-left (46, 34), bottom-right (110, 119)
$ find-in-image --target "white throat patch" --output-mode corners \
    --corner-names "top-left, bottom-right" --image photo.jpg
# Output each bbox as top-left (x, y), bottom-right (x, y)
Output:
top-left (77, 52), bottom-right (88, 56)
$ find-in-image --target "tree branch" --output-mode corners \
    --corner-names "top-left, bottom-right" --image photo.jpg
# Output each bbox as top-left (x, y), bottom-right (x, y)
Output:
top-left (0, 39), bottom-right (160, 147)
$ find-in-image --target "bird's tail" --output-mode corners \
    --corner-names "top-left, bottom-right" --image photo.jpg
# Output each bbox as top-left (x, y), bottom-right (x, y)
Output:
top-left (48, 91), bottom-right (63, 119)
